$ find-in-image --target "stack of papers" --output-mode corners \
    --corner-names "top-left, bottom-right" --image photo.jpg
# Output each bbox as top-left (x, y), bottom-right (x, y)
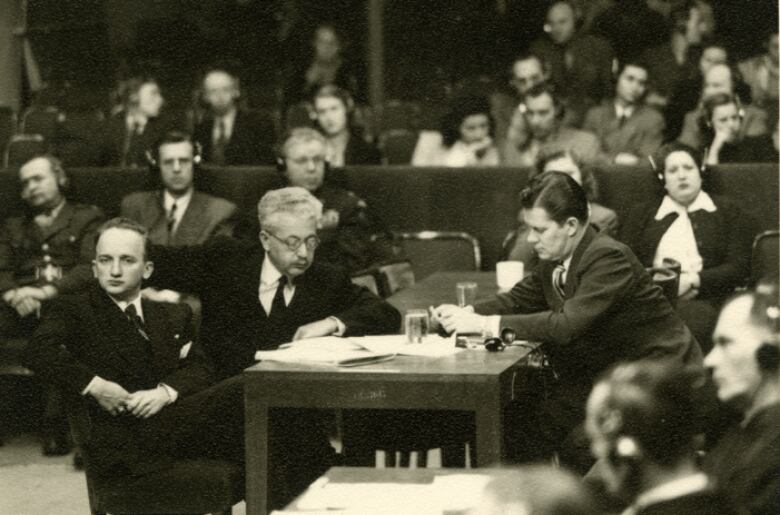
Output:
top-left (255, 334), bottom-right (462, 367)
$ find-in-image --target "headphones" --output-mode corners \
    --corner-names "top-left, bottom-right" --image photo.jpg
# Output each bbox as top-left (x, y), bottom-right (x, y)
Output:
top-left (608, 435), bottom-right (642, 466)
top-left (649, 143), bottom-right (707, 184)
top-left (756, 297), bottom-right (780, 372)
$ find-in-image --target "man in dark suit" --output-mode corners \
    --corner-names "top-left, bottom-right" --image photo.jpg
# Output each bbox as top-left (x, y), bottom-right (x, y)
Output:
top-left (1, 155), bottom-right (105, 456)
top-left (434, 172), bottom-right (702, 471)
top-left (23, 218), bottom-right (244, 482)
top-left (193, 69), bottom-right (275, 166)
top-left (585, 362), bottom-right (736, 515)
top-left (147, 186), bottom-right (400, 505)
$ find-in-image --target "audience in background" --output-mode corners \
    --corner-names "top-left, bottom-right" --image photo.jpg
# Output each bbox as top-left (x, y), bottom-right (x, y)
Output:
top-left (502, 83), bottom-right (602, 168)
top-left (1, 155), bottom-right (105, 456)
top-left (585, 362), bottom-right (734, 515)
top-left (412, 96), bottom-right (499, 167)
top-left (193, 69), bottom-right (275, 166)
top-left (621, 142), bottom-right (752, 350)
top-left (678, 63), bottom-right (769, 150)
top-left (583, 59), bottom-right (664, 165)
top-left (704, 282), bottom-right (780, 515)
top-left (492, 53), bottom-right (550, 148)
top-left (96, 77), bottom-right (170, 168)
top-left (701, 93), bottom-right (778, 164)
top-left (503, 149), bottom-right (617, 266)
top-left (739, 31), bottom-right (779, 114)
top-left (312, 85), bottom-right (380, 167)
top-left (530, 0), bottom-right (615, 126)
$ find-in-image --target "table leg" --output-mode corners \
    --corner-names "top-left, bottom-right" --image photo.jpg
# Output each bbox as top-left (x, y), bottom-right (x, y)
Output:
top-left (474, 399), bottom-right (502, 467)
top-left (246, 401), bottom-right (268, 515)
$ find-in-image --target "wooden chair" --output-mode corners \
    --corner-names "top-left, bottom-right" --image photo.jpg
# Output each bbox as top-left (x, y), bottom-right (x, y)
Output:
top-left (377, 261), bottom-right (415, 297)
top-left (20, 106), bottom-right (61, 141)
top-left (67, 396), bottom-right (244, 515)
top-left (377, 100), bottom-right (420, 133)
top-left (4, 134), bottom-right (48, 168)
top-left (751, 230), bottom-right (779, 286)
top-left (379, 129), bottom-right (418, 165)
top-left (393, 231), bottom-right (482, 280)
top-left (0, 106), bottom-right (17, 160)
top-left (285, 102), bottom-right (313, 131)
top-left (350, 269), bottom-right (381, 296)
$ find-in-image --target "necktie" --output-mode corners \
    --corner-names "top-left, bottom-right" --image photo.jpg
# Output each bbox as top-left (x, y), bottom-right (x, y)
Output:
top-left (167, 201), bottom-right (178, 236)
top-left (552, 264), bottom-right (566, 299)
top-left (213, 118), bottom-right (227, 165)
top-left (270, 275), bottom-right (288, 316)
top-left (122, 121), bottom-right (143, 168)
top-left (125, 304), bottom-right (150, 341)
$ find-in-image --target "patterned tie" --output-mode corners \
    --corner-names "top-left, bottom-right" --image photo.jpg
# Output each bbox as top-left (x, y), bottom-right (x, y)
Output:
top-left (552, 263), bottom-right (566, 299)
top-left (125, 304), bottom-right (150, 341)
top-left (269, 275), bottom-right (288, 316)
top-left (212, 118), bottom-right (227, 165)
top-left (167, 201), bottom-right (178, 237)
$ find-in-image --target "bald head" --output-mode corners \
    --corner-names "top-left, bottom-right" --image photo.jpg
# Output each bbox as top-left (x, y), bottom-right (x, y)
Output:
top-left (703, 64), bottom-right (734, 99)
top-left (203, 70), bottom-right (239, 115)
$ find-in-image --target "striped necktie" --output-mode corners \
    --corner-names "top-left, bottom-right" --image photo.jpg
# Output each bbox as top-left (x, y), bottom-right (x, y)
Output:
top-left (552, 263), bottom-right (566, 299)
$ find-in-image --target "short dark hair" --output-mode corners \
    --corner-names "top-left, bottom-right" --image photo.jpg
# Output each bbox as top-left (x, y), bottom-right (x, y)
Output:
top-left (651, 141), bottom-right (703, 176)
top-left (153, 130), bottom-right (195, 161)
top-left (589, 362), bottom-right (701, 467)
top-left (440, 95), bottom-right (495, 147)
top-left (524, 82), bottom-right (559, 106)
top-left (117, 76), bottom-right (158, 109)
top-left (616, 59), bottom-right (650, 81)
top-left (702, 92), bottom-right (742, 125)
top-left (511, 52), bottom-right (548, 73)
top-left (95, 217), bottom-right (150, 260)
top-left (519, 171), bottom-right (589, 224)
top-left (533, 148), bottom-right (600, 201)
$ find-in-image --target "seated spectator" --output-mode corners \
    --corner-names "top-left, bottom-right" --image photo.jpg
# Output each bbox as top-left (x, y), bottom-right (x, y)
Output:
top-left (412, 96), bottom-right (500, 167)
top-left (739, 31), bottom-right (779, 113)
top-left (97, 77), bottom-right (170, 168)
top-left (283, 23), bottom-right (364, 111)
top-left (704, 282), bottom-right (780, 515)
top-left (583, 60), bottom-right (665, 165)
top-left (491, 53), bottom-right (551, 147)
top-left (278, 127), bottom-right (393, 272)
top-left (585, 362), bottom-right (736, 515)
top-left (678, 63), bottom-right (769, 149)
top-left (312, 85), bottom-right (380, 167)
top-left (1, 155), bottom-right (105, 456)
top-left (702, 94), bottom-right (779, 164)
top-left (665, 40), bottom-right (730, 141)
top-left (529, 0), bottom-right (615, 126)
top-left (470, 465), bottom-right (599, 515)
top-left (502, 83), bottom-right (602, 168)
top-left (641, 1), bottom-right (709, 108)
top-left (120, 131), bottom-right (237, 305)
top-left (621, 142), bottom-right (752, 349)
top-left (193, 69), bottom-right (275, 166)
top-left (503, 149), bottom-right (617, 266)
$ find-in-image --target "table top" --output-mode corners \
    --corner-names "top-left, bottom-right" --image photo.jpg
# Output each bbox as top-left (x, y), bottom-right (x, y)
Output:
top-left (387, 271), bottom-right (499, 313)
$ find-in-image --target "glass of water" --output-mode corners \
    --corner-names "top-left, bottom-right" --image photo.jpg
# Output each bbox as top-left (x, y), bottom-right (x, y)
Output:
top-left (455, 281), bottom-right (478, 307)
top-left (405, 309), bottom-right (429, 343)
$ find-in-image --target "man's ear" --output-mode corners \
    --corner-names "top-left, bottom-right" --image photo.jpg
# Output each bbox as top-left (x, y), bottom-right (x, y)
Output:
top-left (143, 261), bottom-right (154, 280)
top-left (259, 231), bottom-right (271, 251)
top-left (565, 217), bottom-right (580, 236)
top-left (92, 261), bottom-right (98, 278)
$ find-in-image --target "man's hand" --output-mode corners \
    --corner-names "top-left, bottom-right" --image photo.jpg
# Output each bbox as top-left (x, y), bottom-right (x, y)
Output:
top-left (13, 296), bottom-right (41, 317)
top-left (320, 209), bottom-right (340, 230)
top-left (12, 286), bottom-right (49, 301)
top-left (88, 376), bottom-right (131, 416)
top-left (678, 272), bottom-right (700, 299)
top-left (141, 287), bottom-right (181, 304)
top-left (125, 386), bottom-right (171, 419)
top-left (614, 153), bottom-right (640, 165)
top-left (293, 317), bottom-right (339, 340)
top-left (2, 289), bottom-right (17, 305)
top-left (431, 304), bottom-right (485, 334)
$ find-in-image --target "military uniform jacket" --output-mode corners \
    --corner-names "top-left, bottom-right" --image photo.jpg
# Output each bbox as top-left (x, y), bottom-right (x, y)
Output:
top-left (0, 201), bottom-right (105, 293)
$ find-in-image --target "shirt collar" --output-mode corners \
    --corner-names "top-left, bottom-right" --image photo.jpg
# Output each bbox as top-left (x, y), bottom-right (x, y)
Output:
top-left (110, 293), bottom-right (144, 321)
top-left (615, 102), bottom-right (635, 119)
top-left (163, 189), bottom-right (193, 213)
top-left (629, 473), bottom-right (710, 512)
top-left (48, 198), bottom-right (66, 218)
top-left (126, 113), bottom-right (148, 132)
top-left (260, 253), bottom-right (285, 287)
top-left (655, 191), bottom-right (717, 220)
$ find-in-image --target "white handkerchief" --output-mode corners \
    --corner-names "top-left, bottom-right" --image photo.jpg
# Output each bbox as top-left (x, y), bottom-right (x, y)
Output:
top-left (179, 341), bottom-right (193, 359)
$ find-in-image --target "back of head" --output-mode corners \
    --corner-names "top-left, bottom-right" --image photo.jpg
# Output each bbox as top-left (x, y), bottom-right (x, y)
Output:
top-left (519, 171), bottom-right (589, 225)
top-left (474, 465), bottom-right (598, 515)
top-left (280, 127), bottom-right (327, 159)
top-left (257, 186), bottom-right (323, 231)
top-left (588, 362), bottom-right (699, 467)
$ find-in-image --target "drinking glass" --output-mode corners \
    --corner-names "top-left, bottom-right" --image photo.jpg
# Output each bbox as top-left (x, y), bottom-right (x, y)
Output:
top-left (455, 282), bottom-right (478, 307)
top-left (404, 309), bottom-right (429, 343)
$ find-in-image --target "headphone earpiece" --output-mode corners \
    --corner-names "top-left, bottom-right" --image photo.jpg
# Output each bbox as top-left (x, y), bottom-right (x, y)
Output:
top-left (276, 157), bottom-right (287, 173)
top-left (756, 342), bottom-right (780, 372)
top-left (608, 435), bottom-right (642, 465)
top-left (544, 23), bottom-right (552, 33)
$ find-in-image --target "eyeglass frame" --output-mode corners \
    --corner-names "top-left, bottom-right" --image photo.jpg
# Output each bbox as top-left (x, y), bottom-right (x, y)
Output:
top-left (262, 230), bottom-right (321, 252)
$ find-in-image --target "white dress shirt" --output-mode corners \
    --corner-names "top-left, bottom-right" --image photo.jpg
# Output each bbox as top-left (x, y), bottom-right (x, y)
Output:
top-left (163, 189), bottom-right (193, 234)
top-left (652, 191), bottom-right (717, 274)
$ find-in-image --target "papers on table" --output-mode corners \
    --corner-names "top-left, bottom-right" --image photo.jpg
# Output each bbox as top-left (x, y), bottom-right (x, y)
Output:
top-left (272, 473), bottom-right (493, 514)
top-left (254, 334), bottom-right (462, 367)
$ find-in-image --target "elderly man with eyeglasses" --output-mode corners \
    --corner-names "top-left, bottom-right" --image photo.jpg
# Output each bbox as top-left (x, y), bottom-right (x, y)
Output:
top-left (147, 186), bottom-right (400, 507)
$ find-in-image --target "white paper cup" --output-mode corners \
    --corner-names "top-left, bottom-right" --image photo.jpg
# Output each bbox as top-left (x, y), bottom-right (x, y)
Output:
top-left (496, 261), bottom-right (524, 291)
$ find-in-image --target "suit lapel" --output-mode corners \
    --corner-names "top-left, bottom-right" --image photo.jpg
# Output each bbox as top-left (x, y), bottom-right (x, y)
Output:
top-left (142, 299), bottom-right (179, 377)
top-left (40, 202), bottom-right (74, 241)
top-left (172, 192), bottom-right (205, 245)
top-left (146, 192), bottom-right (169, 244)
top-left (562, 226), bottom-right (597, 298)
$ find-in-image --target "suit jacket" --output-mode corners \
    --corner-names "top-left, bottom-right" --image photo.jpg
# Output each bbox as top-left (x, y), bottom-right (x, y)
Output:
top-left (476, 227), bottom-right (702, 387)
top-left (583, 101), bottom-right (665, 159)
top-left (502, 125), bottom-right (604, 168)
top-left (120, 190), bottom-right (237, 246)
top-left (96, 112), bottom-right (172, 168)
top-left (148, 236), bottom-right (401, 378)
top-left (23, 282), bottom-right (213, 474)
top-left (641, 43), bottom-right (698, 101)
top-left (678, 104), bottom-right (768, 150)
top-left (620, 194), bottom-right (752, 301)
top-left (0, 201), bottom-right (105, 294)
top-left (344, 132), bottom-right (382, 166)
top-left (193, 110), bottom-right (275, 166)
top-left (633, 489), bottom-right (738, 515)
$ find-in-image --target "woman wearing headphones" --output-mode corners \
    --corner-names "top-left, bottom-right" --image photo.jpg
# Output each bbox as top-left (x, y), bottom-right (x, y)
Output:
top-left (312, 85), bottom-right (380, 167)
top-left (703, 93), bottom-right (778, 164)
top-left (620, 142), bottom-right (753, 350)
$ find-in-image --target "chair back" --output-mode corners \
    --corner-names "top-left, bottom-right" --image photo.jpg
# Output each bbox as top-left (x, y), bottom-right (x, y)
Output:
top-left (380, 129), bottom-right (418, 165)
top-left (285, 102), bottom-right (313, 131)
top-left (751, 230), bottom-right (780, 286)
top-left (0, 107), bottom-right (16, 158)
top-left (378, 100), bottom-right (420, 132)
top-left (647, 266), bottom-right (679, 307)
top-left (350, 270), bottom-right (381, 296)
top-left (4, 134), bottom-right (48, 168)
top-left (394, 231), bottom-right (481, 280)
top-left (378, 261), bottom-right (416, 297)
top-left (20, 106), bottom-right (61, 140)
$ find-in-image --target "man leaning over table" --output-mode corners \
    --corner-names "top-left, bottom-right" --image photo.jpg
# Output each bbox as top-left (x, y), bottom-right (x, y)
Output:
top-left (433, 171), bottom-right (703, 473)
top-left (146, 186), bottom-right (400, 507)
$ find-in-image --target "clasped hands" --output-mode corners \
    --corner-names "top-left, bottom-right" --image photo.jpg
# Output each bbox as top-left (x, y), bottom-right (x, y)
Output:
top-left (2, 285), bottom-right (55, 317)
top-left (89, 376), bottom-right (172, 418)
top-left (429, 304), bottom-right (487, 334)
